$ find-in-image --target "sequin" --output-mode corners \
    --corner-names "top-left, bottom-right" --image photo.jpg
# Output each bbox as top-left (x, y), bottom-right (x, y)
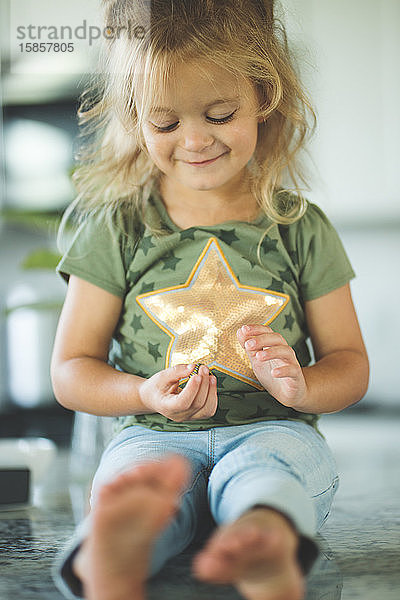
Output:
top-left (137, 238), bottom-right (289, 389)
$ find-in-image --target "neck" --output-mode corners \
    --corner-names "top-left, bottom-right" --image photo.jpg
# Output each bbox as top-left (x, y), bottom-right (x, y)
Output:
top-left (158, 172), bottom-right (260, 226)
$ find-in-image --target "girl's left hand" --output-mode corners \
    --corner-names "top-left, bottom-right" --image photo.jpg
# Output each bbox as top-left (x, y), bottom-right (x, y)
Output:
top-left (237, 324), bottom-right (307, 409)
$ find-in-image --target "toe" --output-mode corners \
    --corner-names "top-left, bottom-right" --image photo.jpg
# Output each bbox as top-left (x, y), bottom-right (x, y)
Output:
top-left (192, 551), bottom-right (232, 584)
top-left (110, 454), bottom-right (190, 494)
top-left (154, 454), bottom-right (191, 493)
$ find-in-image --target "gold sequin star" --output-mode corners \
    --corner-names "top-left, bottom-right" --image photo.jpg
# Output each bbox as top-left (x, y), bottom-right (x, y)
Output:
top-left (136, 237), bottom-right (289, 389)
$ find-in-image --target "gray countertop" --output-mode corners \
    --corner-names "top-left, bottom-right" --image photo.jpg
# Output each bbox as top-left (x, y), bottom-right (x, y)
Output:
top-left (0, 410), bottom-right (399, 599)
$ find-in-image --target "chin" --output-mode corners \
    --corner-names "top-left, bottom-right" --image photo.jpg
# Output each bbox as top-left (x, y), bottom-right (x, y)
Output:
top-left (186, 182), bottom-right (229, 193)
top-left (183, 172), bottom-right (238, 191)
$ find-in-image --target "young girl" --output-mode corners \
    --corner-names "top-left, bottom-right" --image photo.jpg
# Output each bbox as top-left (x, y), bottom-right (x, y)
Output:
top-left (51, 1), bottom-right (369, 599)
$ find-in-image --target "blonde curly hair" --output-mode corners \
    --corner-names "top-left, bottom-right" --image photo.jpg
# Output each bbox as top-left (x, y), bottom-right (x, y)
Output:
top-left (69, 0), bottom-right (316, 233)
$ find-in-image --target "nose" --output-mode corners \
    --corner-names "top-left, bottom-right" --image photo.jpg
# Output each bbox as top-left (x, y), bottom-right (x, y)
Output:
top-left (178, 121), bottom-right (214, 153)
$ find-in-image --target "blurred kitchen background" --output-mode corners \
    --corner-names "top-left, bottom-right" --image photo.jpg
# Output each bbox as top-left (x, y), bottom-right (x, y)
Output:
top-left (0, 2), bottom-right (399, 599)
top-left (1, 0), bottom-right (399, 441)
top-left (0, 0), bottom-right (104, 443)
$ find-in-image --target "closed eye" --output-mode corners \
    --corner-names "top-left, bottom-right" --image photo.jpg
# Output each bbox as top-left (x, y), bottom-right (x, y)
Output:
top-left (151, 109), bottom-right (237, 133)
top-left (208, 110), bottom-right (237, 124)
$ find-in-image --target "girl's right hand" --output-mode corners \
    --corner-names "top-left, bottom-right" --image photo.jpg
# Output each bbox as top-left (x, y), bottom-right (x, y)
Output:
top-left (138, 364), bottom-right (218, 422)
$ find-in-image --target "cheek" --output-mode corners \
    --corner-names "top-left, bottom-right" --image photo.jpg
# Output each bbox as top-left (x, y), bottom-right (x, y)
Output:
top-left (230, 122), bottom-right (258, 156)
top-left (143, 133), bottom-right (171, 163)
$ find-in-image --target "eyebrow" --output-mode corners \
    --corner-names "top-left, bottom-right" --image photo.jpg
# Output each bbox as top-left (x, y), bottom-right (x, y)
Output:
top-left (150, 96), bottom-right (241, 114)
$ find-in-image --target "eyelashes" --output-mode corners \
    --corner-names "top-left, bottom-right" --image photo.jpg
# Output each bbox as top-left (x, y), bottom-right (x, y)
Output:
top-left (151, 109), bottom-right (237, 133)
top-left (208, 111), bottom-right (237, 125)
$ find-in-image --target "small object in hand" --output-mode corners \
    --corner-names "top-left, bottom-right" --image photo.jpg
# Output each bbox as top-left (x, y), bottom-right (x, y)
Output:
top-left (188, 363), bottom-right (204, 378)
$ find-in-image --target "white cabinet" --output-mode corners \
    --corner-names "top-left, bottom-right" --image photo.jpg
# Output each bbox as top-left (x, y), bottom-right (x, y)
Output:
top-left (285, 0), bottom-right (400, 223)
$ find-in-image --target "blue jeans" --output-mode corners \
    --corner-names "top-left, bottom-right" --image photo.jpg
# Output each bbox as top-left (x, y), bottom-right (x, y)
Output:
top-left (54, 420), bottom-right (339, 599)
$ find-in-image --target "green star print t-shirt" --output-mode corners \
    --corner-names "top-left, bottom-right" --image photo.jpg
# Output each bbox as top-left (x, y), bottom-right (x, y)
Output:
top-left (57, 189), bottom-right (355, 434)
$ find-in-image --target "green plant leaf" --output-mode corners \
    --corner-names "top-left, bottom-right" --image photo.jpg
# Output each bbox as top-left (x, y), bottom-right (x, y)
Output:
top-left (0, 207), bottom-right (64, 231)
top-left (21, 248), bottom-right (62, 270)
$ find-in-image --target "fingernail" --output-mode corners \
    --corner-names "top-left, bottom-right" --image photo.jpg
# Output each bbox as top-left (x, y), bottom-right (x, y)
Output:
top-left (242, 325), bottom-right (250, 333)
top-left (246, 339), bottom-right (256, 348)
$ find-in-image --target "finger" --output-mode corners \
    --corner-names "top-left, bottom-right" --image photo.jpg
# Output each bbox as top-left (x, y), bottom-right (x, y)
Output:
top-left (254, 345), bottom-right (296, 362)
top-left (162, 363), bottom-right (195, 392)
top-left (237, 324), bottom-right (269, 346)
top-left (238, 324), bottom-right (274, 339)
top-left (236, 326), bottom-right (247, 347)
top-left (192, 378), bottom-right (218, 420)
top-left (171, 365), bottom-right (209, 412)
top-left (270, 364), bottom-right (300, 379)
top-left (190, 375), bottom-right (218, 420)
top-left (164, 371), bottom-right (203, 413)
top-left (244, 332), bottom-right (288, 354)
top-left (187, 365), bottom-right (212, 413)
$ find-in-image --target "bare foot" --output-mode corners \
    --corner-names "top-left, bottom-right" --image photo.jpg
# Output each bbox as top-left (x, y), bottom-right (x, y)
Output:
top-left (73, 454), bottom-right (190, 600)
top-left (193, 508), bottom-right (305, 600)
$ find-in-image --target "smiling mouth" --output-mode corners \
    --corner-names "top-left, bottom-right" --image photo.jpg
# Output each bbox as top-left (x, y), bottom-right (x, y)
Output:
top-left (185, 153), bottom-right (226, 166)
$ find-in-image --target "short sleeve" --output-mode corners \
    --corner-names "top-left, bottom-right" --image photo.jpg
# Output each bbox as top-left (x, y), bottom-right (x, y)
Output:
top-left (296, 203), bottom-right (355, 301)
top-left (56, 209), bottom-right (127, 298)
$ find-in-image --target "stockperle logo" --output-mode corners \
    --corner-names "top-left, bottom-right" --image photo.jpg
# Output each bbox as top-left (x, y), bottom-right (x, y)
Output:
top-left (6, 0), bottom-right (150, 75)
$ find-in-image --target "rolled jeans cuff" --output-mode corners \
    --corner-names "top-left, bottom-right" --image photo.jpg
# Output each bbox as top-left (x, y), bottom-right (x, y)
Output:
top-left (215, 472), bottom-right (319, 574)
top-left (251, 504), bottom-right (320, 575)
top-left (52, 517), bottom-right (92, 600)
